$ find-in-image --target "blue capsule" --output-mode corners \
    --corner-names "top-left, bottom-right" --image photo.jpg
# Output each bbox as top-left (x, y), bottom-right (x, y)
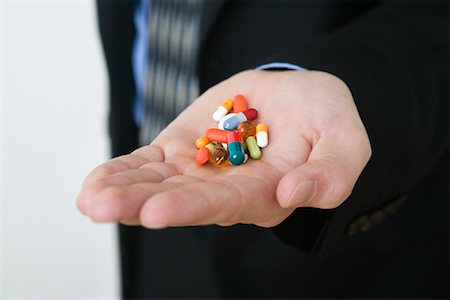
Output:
top-left (223, 108), bottom-right (258, 131)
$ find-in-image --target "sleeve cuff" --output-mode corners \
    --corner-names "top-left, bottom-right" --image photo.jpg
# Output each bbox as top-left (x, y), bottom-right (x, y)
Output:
top-left (256, 62), bottom-right (307, 71)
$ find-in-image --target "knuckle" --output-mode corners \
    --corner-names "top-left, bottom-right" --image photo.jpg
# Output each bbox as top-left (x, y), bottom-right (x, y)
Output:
top-left (83, 178), bottom-right (111, 196)
top-left (255, 216), bottom-right (285, 228)
top-left (331, 173), bottom-right (354, 207)
top-left (315, 168), bottom-right (354, 209)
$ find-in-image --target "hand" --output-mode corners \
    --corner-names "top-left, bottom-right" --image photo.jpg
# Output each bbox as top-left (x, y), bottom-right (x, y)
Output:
top-left (77, 70), bottom-right (371, 228)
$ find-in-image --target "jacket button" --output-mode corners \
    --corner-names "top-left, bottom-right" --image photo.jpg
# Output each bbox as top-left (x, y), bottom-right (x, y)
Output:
top-left (346, 195), bottom-right (408, 237)
top-left (370, 210), bottom-right (385, 224)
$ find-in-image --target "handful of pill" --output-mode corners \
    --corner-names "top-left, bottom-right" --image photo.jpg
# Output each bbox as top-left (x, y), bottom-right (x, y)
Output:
top-left (195, 94), bottom-right (269, 166)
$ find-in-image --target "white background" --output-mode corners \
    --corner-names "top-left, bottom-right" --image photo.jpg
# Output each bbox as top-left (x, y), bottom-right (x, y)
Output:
top-left (1, 0), bottom-right (119, 299)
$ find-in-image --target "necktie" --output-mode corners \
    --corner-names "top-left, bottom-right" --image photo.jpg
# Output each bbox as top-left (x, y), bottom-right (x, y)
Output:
top-left (139, 0), bottom-right (204, 145)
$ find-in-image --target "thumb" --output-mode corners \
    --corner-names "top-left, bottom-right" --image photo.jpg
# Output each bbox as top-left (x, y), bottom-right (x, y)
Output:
top-left (277, 137), bottom-right (371, 209)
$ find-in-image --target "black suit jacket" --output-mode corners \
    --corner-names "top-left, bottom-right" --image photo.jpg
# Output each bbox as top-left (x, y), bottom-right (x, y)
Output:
top-left (97, 0), bottom-right (449, 298)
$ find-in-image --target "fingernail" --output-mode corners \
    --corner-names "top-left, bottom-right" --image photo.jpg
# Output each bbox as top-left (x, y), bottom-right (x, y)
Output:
top-left (286, 180), bottom-right (317, 208)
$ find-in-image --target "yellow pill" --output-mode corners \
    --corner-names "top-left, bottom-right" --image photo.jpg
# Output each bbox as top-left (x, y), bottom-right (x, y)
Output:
top-left (195, 136), bottom-right (209, 149)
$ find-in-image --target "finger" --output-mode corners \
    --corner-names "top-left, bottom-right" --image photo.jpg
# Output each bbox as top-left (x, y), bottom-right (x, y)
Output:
top-left (87, 175), bottom-right (200, 223)
top-left (77, 146), bottom-right (164, 214)
top-left (139, 175), bottom-right (290, 228)
top-left (79, 161), bottom-right (179, 207)
top-left (82, 145), bottom-right (164, 187)
top-left (276, 129), bottom-right (371, 209)
top-left (79, 161), bottom-right (179, 218)
top-left (94, 161), bottom-right (181, 188)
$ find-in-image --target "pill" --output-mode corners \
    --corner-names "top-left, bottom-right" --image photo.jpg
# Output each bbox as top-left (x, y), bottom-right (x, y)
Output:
top-left (237, 120), bottom-right (256, 139)
top-left (218, 113), bottom-right (236, 130)
top-left (226, 132), bottom-right (245, 166)
top-left (205, 142), bottom-right (220, 152)
top-left (233, 94), bottom-right (248, 113)
top-left (195, 136), bottom-right (209, 149)
top-left (223, 108), bottom-right (258, 131)
top-left (241, 139), bottom-right (248, 153)
top-left (256, 123), bottom-right (269, 148)
top-left (206, 128), bottom-right (229, 143)
top-left (209, 146), bottom-right (229, 167)
top-left (212, 98), bottom-right (234, 121)
top-left (195, 147), bottom-right (210, 165)
top-left (245, 136), bottom-right (261, 159)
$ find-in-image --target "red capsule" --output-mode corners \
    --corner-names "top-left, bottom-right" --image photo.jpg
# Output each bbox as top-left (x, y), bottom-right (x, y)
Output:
top-left (227, 131), bottom-right (242, 144)
top-left (206, 128), bottom-right (229, 143)
top-left (242, 108), bottom-right (258, 121)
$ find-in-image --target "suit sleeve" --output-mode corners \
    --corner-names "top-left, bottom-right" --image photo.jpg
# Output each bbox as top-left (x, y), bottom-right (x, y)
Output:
top-left (270, 0), bottom-right (449, 258)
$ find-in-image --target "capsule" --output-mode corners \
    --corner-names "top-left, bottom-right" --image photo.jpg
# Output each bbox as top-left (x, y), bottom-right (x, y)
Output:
top-left (209, 146), bottom-right (229, 167)
top-left (241, 139), bottom-right (248, 154)
top-left (195, 147), bottom-right (210, 165)
top-left (212, 98), bottom-right (234, 121)
top-left (226, 132), bottom-right (245, 166)
top-left (245, 136), bottom-right (261, 159)
top-left (233, 94), bottom-right (248, 113)
top-left (206, 128), bottom-right (229, 143)
top-left (195, 136), bottom-right (209, 149)
top-left (223, 108), bottom-right (258, 131)
top-left (205, 142), bottom-right (220, 152)
top-left (237, 120), bottom-right (256, 139)
top-left (256, 123), bottom-right (269, 148)
top-left (218, 113), bottom-right (236, 130)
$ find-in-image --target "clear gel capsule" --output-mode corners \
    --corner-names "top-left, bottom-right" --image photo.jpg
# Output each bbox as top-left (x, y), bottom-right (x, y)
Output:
top-left (209, 146), bottom-right (229, 167)
top-left (237, 120), bottom-right (256, 139)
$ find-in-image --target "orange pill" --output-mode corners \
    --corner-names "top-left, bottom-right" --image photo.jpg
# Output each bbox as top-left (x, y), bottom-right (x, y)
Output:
top-left (206, 128), bottom-right (228, 143)
top-left (195, 136), bottom-right (209, 149)
top-left (233, 94), bottom-right (248, 113)
top-left (195, 147), bottom-right (210, 165)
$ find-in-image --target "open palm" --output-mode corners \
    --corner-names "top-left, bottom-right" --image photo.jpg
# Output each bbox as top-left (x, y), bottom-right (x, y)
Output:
top-left (77, 70), bottom-right (371, 228)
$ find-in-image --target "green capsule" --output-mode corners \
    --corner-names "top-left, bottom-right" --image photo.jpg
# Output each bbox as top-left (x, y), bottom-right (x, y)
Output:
top-left (245, 136), bottom-right (261, 160)
top-left (242, 139), bottom-right (248, 154)
top-left (205, 142), bottom-right (220, 152)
